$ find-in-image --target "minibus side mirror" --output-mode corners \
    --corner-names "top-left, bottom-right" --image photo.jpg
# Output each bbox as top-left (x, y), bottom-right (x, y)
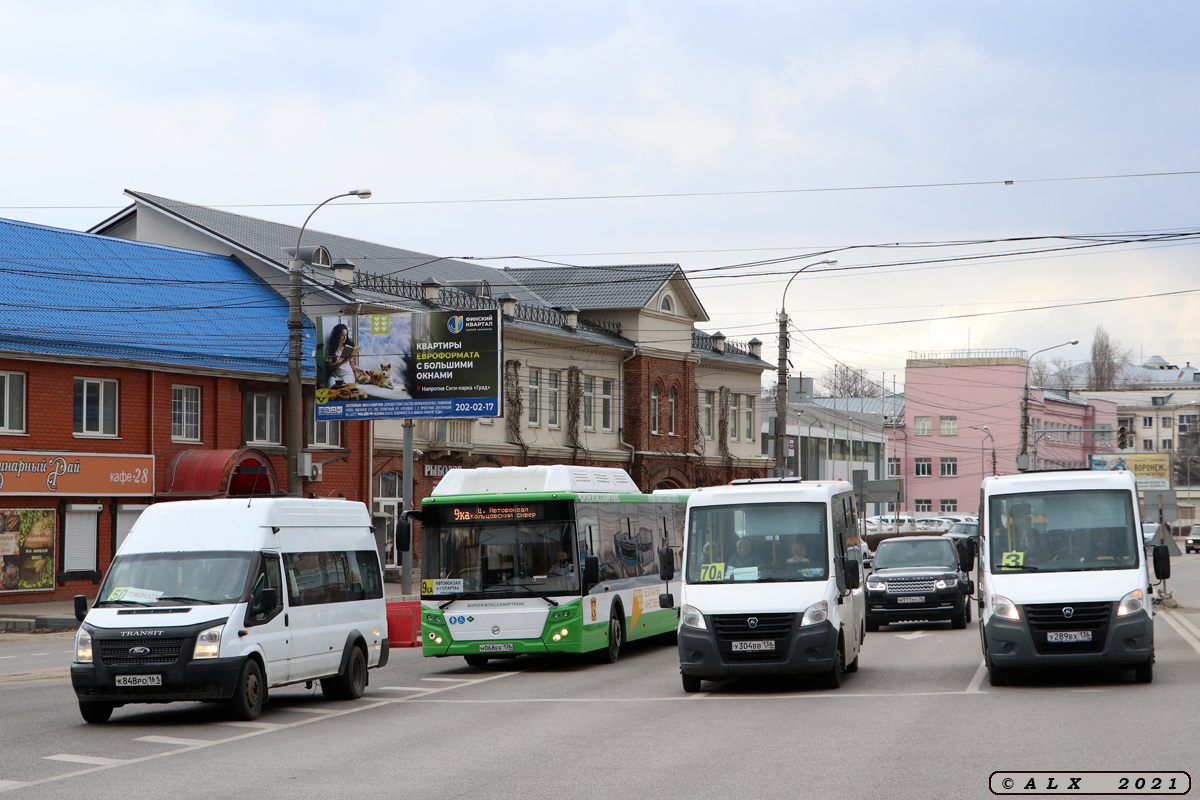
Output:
top-left (659, 593), bottom-right (675, 609)
top-left (845, 560), bottom-right (861, 590)
top-left (1152, 544), bottom-right (1171, 581)
top-left (74, 594), bottom-right (89, 623)
top-left (658, 547), bottom-right (675, 582)
top-left (957, 540), bottom-right (975, 573)
top-left (583, 555), bottom-right (599, 589)
top-left (395, 517), bottom-right (412, 553)
top-left (254, 587), bottom-right (278, 615)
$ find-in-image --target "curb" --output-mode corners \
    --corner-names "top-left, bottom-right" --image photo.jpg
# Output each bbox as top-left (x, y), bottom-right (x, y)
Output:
top-left (0, 616), bottom-right (78, 632)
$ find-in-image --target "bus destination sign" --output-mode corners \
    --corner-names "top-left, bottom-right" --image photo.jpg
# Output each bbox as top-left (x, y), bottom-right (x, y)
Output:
top-left (449, 504), bottom-right (544, 522)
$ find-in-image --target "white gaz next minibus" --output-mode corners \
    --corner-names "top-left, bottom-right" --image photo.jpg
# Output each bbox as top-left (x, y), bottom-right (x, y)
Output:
top-left (978, 470), bottom-right (1171, 686)
top-left (71, 498), bottom-right (389, 723)
top-left (669, 479), bottom-right (865, 693)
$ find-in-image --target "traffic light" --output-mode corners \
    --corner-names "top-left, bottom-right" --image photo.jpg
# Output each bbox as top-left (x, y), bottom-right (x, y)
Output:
top-left (1117, 425), bottom-right (1129, 449)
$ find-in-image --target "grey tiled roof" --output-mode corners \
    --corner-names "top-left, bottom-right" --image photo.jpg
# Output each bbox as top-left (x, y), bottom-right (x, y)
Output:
top-left (505, 264), bottom-right (680, 310)
top-left (123, 190), bottom-right (548, 305)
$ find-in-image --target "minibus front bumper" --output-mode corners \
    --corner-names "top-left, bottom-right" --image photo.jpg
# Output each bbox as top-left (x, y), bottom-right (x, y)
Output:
top-left (678, 619), bottom-right (838, 678)
top-left (983, 610), bottom-right (1153, 669)
top-left (72, 657), bottom-right (244, 703)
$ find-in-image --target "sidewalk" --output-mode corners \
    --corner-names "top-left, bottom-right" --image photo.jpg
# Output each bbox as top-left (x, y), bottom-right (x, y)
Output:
top-left (2, 585), bottom-right (421, 632)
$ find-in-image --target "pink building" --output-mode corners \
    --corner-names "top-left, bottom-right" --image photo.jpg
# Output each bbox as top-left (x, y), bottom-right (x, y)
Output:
top-left (895, 350), bottom-right (1118, 517)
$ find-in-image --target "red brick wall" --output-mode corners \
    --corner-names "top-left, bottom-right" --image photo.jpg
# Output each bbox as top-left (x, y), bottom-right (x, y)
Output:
top-left (0, 357), bottom-right (370, 605)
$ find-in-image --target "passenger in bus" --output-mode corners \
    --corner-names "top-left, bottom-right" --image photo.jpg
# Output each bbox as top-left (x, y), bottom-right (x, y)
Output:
top-left (727, 537), bottom-right (760, 568)
top-left (786, 540), bottom-right (812, 565)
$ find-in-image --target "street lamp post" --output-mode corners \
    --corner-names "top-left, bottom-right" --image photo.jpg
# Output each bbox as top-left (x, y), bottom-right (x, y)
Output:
top-left (775, 259), bottom-right (837, 477)
top-left (1020, 339), bottom-right (1079, 469)
top-left (969, 425), bottom-right (995, 478)
top-left (286, 189), bottom-right (372, 496)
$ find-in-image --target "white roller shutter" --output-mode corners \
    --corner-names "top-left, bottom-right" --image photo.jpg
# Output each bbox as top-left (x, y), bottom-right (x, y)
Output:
top-left (63, 504), bottom-right (101, 572)
top-left (115, 504), bottom-right (149, 554)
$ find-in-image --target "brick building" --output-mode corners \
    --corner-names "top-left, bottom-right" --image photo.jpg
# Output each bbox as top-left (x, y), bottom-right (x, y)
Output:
top-left (0, 218), bottom-right (369, 605)
top-left (91, 191), bottom-right (772, 572)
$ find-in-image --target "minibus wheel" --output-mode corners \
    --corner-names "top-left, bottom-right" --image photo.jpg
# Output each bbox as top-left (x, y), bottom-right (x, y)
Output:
top-left (322, 646), bottom-right (367, 700)
top-left (78, 701), bottom-right (113, 724)
top-left (681, 673), bottom-right (702, 693)
top-left (1134, 655), bottom-right (1153, 684)
top-left (820, 640), bottom-right (845, 689)
top-left (229, 658), bottom-right (265, 720)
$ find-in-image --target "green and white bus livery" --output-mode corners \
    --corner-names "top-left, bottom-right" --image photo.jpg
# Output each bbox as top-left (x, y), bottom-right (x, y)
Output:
top-left (414, 466), bottom-right (687, 666)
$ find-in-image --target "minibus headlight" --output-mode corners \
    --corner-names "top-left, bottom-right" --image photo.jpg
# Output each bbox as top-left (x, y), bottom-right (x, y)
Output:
top-left (865, 579), bottom-right (886, 592)
top-left (990, 594), bottom-right (1020, 621)
top-left (74, 627), bottom-right (93, 664)
top-left (193, 624), bottom-right (224, 660)
top-left (800, 600), bottom-right (829, 627)
top-left (680, 604), bottom-right (707, 630)
top-left (935, 578), bottom-right (958, 590)
top-left (1117, 588), bottom-right (1145, 617)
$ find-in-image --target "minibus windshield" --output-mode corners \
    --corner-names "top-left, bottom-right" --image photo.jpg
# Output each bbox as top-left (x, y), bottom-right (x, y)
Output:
top-left (423, 502), bottom-right (580, 596)
top-left (686, 502), bottom-right (829, 584)
top-left (989, 490), bottom-right (1139, 573)
top-left (96, 551), bottom-right (254, 606)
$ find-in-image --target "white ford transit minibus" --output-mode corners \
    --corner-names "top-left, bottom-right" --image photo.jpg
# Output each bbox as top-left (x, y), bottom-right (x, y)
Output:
top-left (71, 498), bottom-right (389, 723)
top-left (668, 479), bottom-right (865, 692)
top-left (978, 470), bottom-right (1170, 686)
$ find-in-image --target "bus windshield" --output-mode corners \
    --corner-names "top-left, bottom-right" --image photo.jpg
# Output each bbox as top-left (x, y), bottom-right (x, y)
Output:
top-left (423, 502), bottom-right (579, 596)
top-left (686, 502), bottom-right (829, 584)
top-left (96, 551), bottom-right (254, 606)
top-left (989, 490), bottom-right (1139, 573)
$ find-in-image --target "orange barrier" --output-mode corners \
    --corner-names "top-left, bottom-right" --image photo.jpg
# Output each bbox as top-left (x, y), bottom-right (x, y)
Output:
top-left (387, 601), bottom-right (423, 647)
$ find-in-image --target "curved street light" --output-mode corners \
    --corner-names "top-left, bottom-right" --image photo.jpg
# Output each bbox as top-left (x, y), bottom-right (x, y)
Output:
top-left (774, 259), bottom-right (837, 477)
top-left (1019, 340), bottom-right (1078, 468)
top-left (286, 189), bottom-right (373, 496)
top-left (968, 425), bottom-right (996, 477)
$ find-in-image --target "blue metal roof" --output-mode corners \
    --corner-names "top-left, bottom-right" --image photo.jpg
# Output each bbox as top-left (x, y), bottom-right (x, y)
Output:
top-left (0, 216), bottom-right (304, 376)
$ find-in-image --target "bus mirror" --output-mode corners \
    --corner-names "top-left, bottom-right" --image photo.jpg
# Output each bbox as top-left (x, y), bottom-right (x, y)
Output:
top-left (74, 594), bottom-right (89, 623)
top-left (1153, 544), bottom-right (1171, 581)
top-left (658, 547), bottom-right (675, 581)
top-left (845, 560), bottom-right (861, 590)
top-left (583, 555), bottom-right (599, 588)
top-left (957, 540), bottom-right (975, 572)
top-left (395, 517), bottom-right (412, 553)
top-left (659, 593), bottom-right (675, 609)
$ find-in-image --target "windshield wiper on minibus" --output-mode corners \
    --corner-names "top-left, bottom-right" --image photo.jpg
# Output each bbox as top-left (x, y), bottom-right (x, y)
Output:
top-left (97, 599), bottom-right (154, 607)
top-left (155, 596), bottom-right (216, 605)
top-left (510, 583), bottom-right (559, 607)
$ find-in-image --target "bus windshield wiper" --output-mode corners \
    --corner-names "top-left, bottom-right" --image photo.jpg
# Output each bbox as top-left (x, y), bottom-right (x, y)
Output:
top-left (156, 595), bottom-right (216, 605)
top-left (510, 583), bottom-right (559, 607)
top-left (438, 592), bottom-right (477, 610)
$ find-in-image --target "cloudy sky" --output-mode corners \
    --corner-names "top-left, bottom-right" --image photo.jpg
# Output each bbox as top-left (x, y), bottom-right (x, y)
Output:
top-left (3, 1), bottom-right (1198, 390)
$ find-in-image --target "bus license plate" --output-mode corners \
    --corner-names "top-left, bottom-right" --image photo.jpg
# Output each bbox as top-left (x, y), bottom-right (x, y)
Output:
top-left (478, 644), bottom-right (514, 653)
top-left (731, 641), bottom-right (775, 652)
top-left (115, 674), bottom-right (161, 687)
top-left (897, 596), bottom-right (924, 604)
top-left (1046, 631), bottom-right (1092, 643)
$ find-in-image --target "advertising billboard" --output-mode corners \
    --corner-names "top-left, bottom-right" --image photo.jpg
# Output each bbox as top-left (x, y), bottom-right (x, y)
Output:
top-left (1089, 453), bottom-right (1171, 491)
top-left (315, 309), bottom-right (502, 421)
top-left (0, 509), bottom-right (56, 593)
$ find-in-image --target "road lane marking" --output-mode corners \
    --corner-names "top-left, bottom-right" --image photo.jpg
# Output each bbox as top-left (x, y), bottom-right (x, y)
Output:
top-left (964, 660), bottom-right (987, 693)
top-left (894, 632), bottom-right (933, 640)
top-left (29, 653), bottom-right (49, 657)
top-left (1174, 614), bottom-right (1200, 638)
top-left (420, 677), bottom-right (473, 682)
top-left (44, 755), bottom-right (126, 766)
top-left (378, 686), bottom-right (436, 692)
top-left (134, 736), bottom-right (213, 747)
top-left (395, 690), bottom-right (995, 704)
top-left (1160, 612), bottom-right (1200, 657)
top-left (275, 706), bottom-right (336, 714)
top-left (0, 782), bottom-right (23, 790)
top-left (217, 721), bottom-right (280, 729)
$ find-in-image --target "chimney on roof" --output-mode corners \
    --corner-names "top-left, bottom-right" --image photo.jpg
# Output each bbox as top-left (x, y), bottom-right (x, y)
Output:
top-left (711, 331), bottom-right (726, 353)
top-left (332, 258), bottom-right (355, 290)
top-left (748, 337), bottom-right (762, 359)
top-left (421, 276), bottom-right (442, 304)
top-left (559, 306), bottom-right (579, 330)
top-left (496, 293), bottom-right (517, 318)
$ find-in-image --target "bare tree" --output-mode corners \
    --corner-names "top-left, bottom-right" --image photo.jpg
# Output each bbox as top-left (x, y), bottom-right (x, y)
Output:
top-left (818, 365), bottom-right (882, 398)
top-left (1049, 356), bottom-right (1075, 390)
top-left (1086, 325), bottom-right (1133, 391)
top-left (1029, 359), bottom-right (1052, 388)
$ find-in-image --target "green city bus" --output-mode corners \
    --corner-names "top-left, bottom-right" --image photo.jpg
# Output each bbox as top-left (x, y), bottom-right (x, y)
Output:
top-left (414, 466), bottom-right (687, 666)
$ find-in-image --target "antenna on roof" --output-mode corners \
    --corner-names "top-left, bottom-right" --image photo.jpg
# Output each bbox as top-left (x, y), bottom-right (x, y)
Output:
top-left (237, 464), bottom-right (270, 508)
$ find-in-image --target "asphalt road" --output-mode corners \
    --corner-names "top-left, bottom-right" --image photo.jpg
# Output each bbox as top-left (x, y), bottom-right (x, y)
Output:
top-left (1, 554), bottom-right (1198, 800)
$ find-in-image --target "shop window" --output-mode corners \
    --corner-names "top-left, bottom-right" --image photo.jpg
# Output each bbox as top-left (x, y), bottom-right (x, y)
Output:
top-left (64, 503), bottom-right (101, 573)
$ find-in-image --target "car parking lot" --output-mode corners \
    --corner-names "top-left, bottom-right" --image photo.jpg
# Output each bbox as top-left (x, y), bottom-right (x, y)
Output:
top-left (1, 552), bottom-right (1198, 799)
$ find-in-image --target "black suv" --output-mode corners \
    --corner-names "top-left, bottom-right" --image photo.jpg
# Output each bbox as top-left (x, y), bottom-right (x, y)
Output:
top-left (865, 535), bottom-right (974, 631)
